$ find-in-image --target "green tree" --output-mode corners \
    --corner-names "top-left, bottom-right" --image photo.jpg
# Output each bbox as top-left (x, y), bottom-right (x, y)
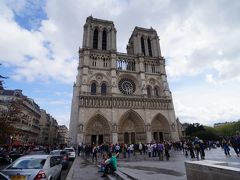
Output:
top-left (0, 99), bottom-right (23, 144)
top-left (0, 64), bottom-right (8, 89)
top-left (215, 121), bottom-right (240, 137)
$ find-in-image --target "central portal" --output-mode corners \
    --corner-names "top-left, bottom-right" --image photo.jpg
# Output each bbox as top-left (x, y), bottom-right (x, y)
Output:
top-left (118, 110), bottom-right (146, 144)
top-left (91, 134), bottom-right (104, 145)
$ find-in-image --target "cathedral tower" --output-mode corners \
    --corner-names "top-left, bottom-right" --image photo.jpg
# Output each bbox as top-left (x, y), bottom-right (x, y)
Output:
top-left (69, 16), bottom-right (179, 146)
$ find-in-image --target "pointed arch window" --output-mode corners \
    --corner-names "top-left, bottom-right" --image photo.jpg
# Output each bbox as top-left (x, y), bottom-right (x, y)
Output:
top-left (154, 87), bottom-right (159, 97)
top-left (141, 37), bottom-right (145, 56)
top-left (102, 30), bottom-right (107, 50)
top-left (148, 38), bottom-right (152, 57)
top-left (93, 29), bottom-right (98, 49)
top-left (147, 86), bottom-right (151, 97)
top-left (101, 83), bottom-right (107, 95)
top-left (91, 83), bottom-right (97, 95)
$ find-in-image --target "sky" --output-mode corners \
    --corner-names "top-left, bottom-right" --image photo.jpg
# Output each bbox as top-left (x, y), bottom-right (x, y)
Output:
top-left (0, 0), bottom-right (240, 127)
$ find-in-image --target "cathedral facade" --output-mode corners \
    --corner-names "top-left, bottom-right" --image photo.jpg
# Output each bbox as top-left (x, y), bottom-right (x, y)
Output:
top-left (69, 16), bottom-right (180, 146)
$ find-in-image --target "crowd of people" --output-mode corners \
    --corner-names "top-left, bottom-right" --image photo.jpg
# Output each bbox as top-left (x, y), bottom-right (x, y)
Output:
top-left (75, 133), bottom-right (240, 176)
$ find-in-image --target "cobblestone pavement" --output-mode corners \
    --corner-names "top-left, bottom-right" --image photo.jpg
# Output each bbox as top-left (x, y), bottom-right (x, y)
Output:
top-left (67, 148), bottom-right (240, 180)
top-left (116, 147), bottom-right (240, 180)
top-left (66, 156), bottom-right (107, 180)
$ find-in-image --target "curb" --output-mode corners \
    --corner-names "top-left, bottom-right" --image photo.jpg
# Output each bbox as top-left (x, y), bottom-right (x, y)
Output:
top-left (65, 157), bottom-right (78, 180)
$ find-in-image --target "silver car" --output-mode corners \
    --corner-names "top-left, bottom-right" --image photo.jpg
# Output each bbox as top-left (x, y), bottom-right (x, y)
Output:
top-left (1, 154), bottom-right (62, 180)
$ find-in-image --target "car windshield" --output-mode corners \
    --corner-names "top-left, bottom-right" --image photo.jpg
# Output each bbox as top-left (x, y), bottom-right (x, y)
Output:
top-left (9, 158), bottom-right (46, 169)
top-left (60, 151), bottom-right (67, 155)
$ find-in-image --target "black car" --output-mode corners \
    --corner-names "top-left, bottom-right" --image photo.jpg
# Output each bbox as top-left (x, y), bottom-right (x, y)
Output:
top-left (50, 150), bottom-right (69, 169)
top-left (8, 151), bottom-right (24, 161)
top-left (0, 152), bottom-right (12, 165)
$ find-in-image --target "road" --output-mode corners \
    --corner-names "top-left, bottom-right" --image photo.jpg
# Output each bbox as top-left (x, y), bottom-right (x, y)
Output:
top-left (0, 150), bottom-right (73, 179)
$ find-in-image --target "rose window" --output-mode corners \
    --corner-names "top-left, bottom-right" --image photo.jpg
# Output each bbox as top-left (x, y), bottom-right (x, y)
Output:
top-left (118, 78), bottom-right (136, 95)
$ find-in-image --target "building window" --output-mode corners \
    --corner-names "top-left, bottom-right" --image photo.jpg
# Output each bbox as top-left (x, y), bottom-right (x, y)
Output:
top-left (103, 59), bottom-right (107, 67)
top-left (92, 59), bottom-right (97, 66)
top-left (141, 37), bottom-right (145, 56)
top-left (101, 83), bottom-right (107, 95)
top-left (148, 38), bottom-right (152, 57)
top-left (144, 62), bottom-right (148, 72)
top-left (93, 29), bottom-right (98, 49)
top-left (147, 86), bottom-right (151, 97)
top-left (152, 64), bottom-right (156, 73)
top-left (91, 83), bottom-right (97, 95)
top-left (154, 87), bottom-right (159, 97)
top-left (102, 30), bottom-right (107, 50)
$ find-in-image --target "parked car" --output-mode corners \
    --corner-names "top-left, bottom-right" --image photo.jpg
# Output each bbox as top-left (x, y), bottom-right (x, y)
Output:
top-left (50, 150), bottom-right (69, 169)
top-left (0, 172), bottom-right (10, 180)
top-left (9, 151), bottom-right (24, 161)
top-left (0, 151), bottom-right (12, 165)
top-left (64, 148), bottom-right (76, 161)
top-left (1, 155), bottom-right (62, 180)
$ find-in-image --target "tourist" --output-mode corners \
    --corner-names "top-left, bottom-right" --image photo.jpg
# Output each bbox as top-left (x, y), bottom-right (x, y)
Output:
top-left (222, 138), bottom-right (231, 156)
top-left (139, 142), bottom-right (143, 155)
top-left (127, 144), bottom-right (131, 158)
top-left (164, 141), bottom-right (170, 160)
top-left (115, 144), bottom-right (120, 154)
top-left (152, 143), bottom-right (157, 157)
top-left (147, 143), bottom-right (152, 158)
top-left (92, 145), bottom-right (98, 162)
top-left (99, 152), bottom-right (108, 172)
top-left (183, 141), bottom-right (188, 157)
top-left (199, 140), bottom-right (205, 160)
top-left (157, 142), bottom-right (164, 161)
top-left (193, 137), bottom-right (201, 160)
top-left (187, 140), bottom-right (195, 159)
top-left (130, 143), bottom-right (134, 155)
top-left (123, 144), bottom-right (127, 158)
top-left (230, 135), bottom-right (239, 157)
top-left (102, 152), bottom-right (119, 177)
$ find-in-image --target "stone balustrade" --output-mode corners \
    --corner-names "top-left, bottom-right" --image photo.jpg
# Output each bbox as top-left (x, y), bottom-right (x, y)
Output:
top-left (79, 95), bottom-right (172, 109)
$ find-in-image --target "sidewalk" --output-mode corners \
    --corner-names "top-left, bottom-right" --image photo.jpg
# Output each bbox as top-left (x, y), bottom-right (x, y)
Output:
top-left (66, 156), bottom-right (106, 180)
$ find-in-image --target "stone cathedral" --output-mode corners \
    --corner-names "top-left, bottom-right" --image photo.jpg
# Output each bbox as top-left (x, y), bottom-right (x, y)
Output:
top-left (69, 16), bottom-right (180, 146)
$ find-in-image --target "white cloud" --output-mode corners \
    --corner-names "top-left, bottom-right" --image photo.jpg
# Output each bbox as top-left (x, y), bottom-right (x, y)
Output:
top-left (173, 82), bottom-right (240, 125)
top-left (1, 0), bottom-right (240, 126)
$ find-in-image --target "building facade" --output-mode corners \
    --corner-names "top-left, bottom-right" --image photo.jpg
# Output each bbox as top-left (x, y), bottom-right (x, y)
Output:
top-left (69, 16), bottom-right (180, 146)
top-left (38, 109), bottom-right (51, 145)
top-left (0, 89), bottom-right (41, 145)
top-left (57, 125), bottom-right (69, 144)
top-left (49, 117), bottom-right (58, 145)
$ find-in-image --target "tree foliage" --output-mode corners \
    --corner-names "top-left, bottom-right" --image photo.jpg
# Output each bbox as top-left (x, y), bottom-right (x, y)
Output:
top-left (0, 99), bottom-right (23, 144)
top-left (215, 120), bottom-right (240, 137)
top-left (0, 64), bottom-right (8, 89)
top-left (184, 121), bottom-right (240, 140)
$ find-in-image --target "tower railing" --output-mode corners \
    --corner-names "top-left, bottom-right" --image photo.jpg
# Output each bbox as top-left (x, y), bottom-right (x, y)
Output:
top-left (79, 94), bottom-right (172, 110)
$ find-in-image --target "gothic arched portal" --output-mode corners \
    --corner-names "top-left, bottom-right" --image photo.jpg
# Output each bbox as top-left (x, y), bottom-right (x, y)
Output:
top-left (118, 110), bottom-right (146, 144)
top-left (151, 113), bottom-right (171, 142)
top-left (85, 114), bottom-right (111, 145)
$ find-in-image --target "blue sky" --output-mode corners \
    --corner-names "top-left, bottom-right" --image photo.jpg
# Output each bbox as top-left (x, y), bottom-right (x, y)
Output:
top-left (1, 0), bottom-right (240, 127)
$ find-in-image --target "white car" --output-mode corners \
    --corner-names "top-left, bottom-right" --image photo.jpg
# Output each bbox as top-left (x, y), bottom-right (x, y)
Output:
top-left (64, 148), bottom-right (76, 160)
top-left (1, 155), bottom-right (62, 180)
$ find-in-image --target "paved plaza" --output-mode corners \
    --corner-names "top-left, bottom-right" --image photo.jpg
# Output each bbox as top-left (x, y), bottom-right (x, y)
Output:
top-left (66, 148), bottom-right (240, 180)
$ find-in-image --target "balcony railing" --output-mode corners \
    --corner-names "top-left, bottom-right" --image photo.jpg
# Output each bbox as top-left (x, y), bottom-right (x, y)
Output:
top-left (79, 95), bottom-right (172, 110)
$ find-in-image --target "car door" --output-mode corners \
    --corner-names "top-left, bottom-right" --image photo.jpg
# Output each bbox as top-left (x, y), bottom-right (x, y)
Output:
top-left (50, 156), bottom-right (58, 179)
top-left (54, 156), bottom-right (62, 177)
